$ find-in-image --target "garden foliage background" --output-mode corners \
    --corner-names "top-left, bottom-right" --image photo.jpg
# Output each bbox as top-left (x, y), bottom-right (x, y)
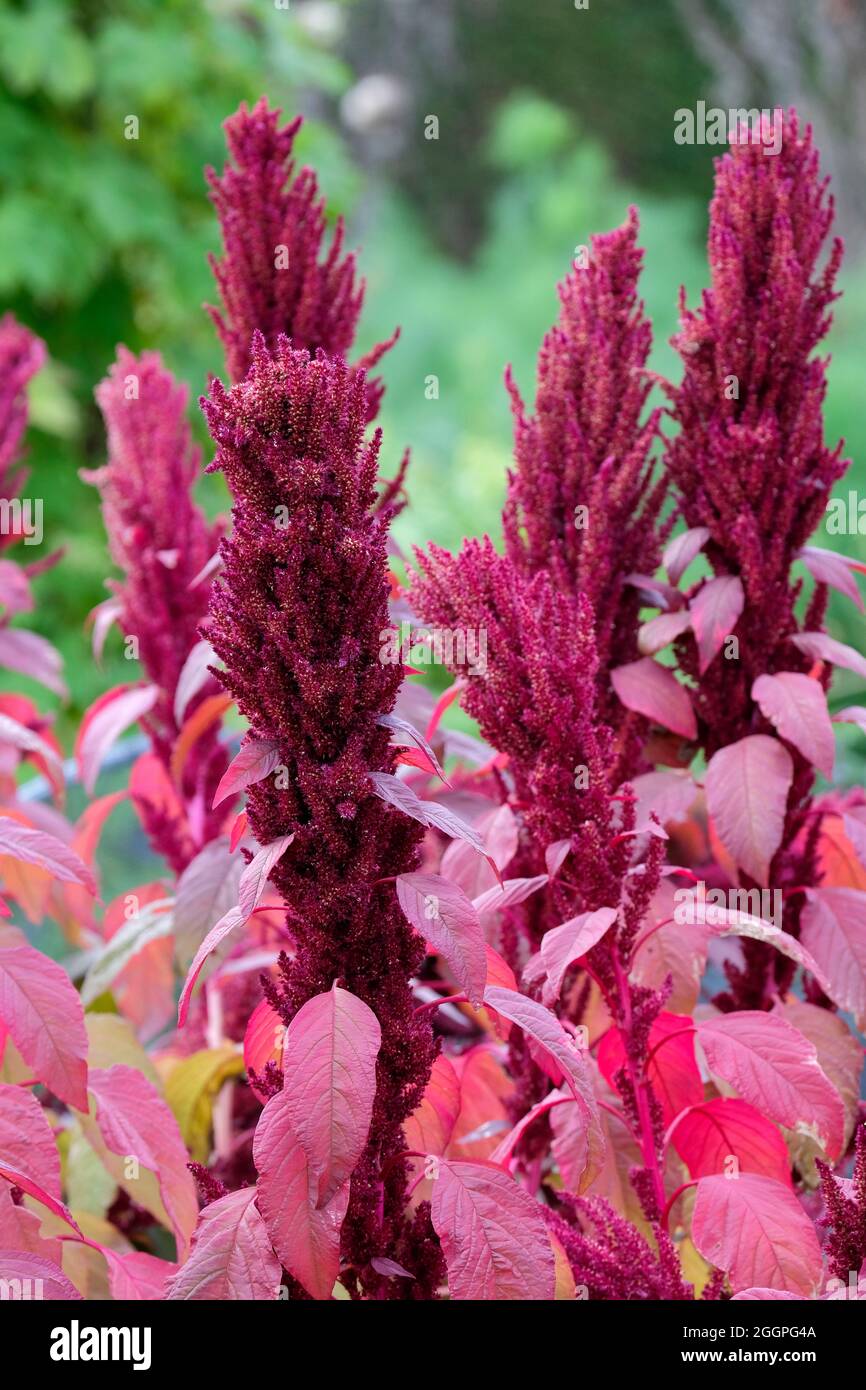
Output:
top-left (2, 0), bottom-right (866, 924)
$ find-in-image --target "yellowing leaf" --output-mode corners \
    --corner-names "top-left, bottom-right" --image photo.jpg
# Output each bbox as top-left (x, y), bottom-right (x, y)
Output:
top-left (85, 1014), bottom-right (161, 1092)
top-left (164, 1046), bottom-right (244, 1162)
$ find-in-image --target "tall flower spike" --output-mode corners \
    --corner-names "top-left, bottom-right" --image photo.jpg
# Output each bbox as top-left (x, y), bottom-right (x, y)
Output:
top-left (503, 208), bottom-right (666, 722)
top-left (202, 335), bottom-right (437, 1297)
top-left (0, 312), bottom-right (46, 505)
top-left (90, 348), bottom-right (226, 868)
top-left (817, 1123), bottom-right (866, 1286)
top-left (412, 542), bottom-right (670, 1217)
top-left (206, 98), bottom-right (395, 419)
top-left (666, 111), bottom-right (846, 754)
top-left (665, 111), bottom-right (848, 1008)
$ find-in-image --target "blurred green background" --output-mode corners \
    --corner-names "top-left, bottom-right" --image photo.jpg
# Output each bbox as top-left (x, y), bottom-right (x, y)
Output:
top-left (2, 0), bottom-right (865, 779)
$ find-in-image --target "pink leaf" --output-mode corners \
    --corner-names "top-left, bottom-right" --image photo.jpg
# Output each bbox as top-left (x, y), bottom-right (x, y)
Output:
top-left (166, 1187), bottom-right (282, 1300)
top-left (704, 735), bottom-right (793, 885)
top-left (282, 985), bottom-right (381, 1209)
top-left (692, 1173), bottom-right (822, 1296)
top-left (0, 1250), bottom-right (81, 1299)
top-left (672, 1098), bottom-right (792, 1186)
top-left (527, 907), bottom-right (618, 1006)
top-left (800, 887), bottom-right (866, 1031)
top-left (396, 873), bottom-right (486, 1007)
top-left (0, 817), bottom-right (95, 893)
top-left (630, 770), bottom-right (698, 828)
top-left (0, 944), bottom-right (88, 1108)
top-left (483, 986), bottom-right (602, 1155)
top-left (664, 526), bottom-right (710, 584)
top-left (695, 1011), bottom-right (844, 1159)
top-left (689, 574), bottom-right (744, 673)
top-left (243, 999), bottom-right (285, 1103)
top-left (174, 640), bottom-right (217, 725)
top-left (490, 1088), bottom-right (574, 1168)
top-left (173, 837), bottom-right (244, 971)
top-left (87, 596), bottom-right (122, 665)
top-left (237, 834), bottom-right (294, 917)
top-left (177, 906), bottom-right (247, 1026)
top-left (104, 1249), bottom-right (178, 1301)
top-left (472, 874), bottom-right (549, 917)
top-left (0, 628), bottom-right (66, 697)
top-left (404, 1055), bottom-right (461, 1157)
top-left (377, 712), bottom-right (447, 784)
top-left (798, 547), bottom-right (864, 611)
top-left (544, 838), bottom-right (572, 877)
top-left (690, 899), bottom-right (834, 998)
top-left (789, 631), bottom-right (866, 682)
top-left (75, 684), bottom-right (159, 794)
top-left (253, 1087), bottom-right (349, 1300)
top-left (369, 772), bottom-right (495, 872)
top-left (751, 672), bottom-right (835, 778)
top-left (610, 658), bottom-right (697, 740)
top-left (212, 739), bottom-right (282, 810)
top-left (0, 1082), bottom-right (61, 1197)
top-left (86, 1066), bottom-right (198, 1256)
top-left (637, 609), bottom-right (693, 656)
top-left (430, 1159), bottom-right (555, 1300)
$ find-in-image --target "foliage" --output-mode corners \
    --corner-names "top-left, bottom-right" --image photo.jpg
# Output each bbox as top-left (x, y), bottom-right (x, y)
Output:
top-left (0, 86), bottom-right (865, 1303)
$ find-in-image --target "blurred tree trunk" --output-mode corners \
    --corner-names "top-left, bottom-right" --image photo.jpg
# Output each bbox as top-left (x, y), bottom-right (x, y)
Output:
top-left (675, 0), bottom-right (866, 256)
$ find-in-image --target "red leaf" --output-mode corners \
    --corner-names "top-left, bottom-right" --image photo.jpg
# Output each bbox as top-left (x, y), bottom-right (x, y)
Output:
top-left (800, 886), bottom-right (866, 1031)
top-left (672, 1098), bottom-right (792, 1186)
top-left (244, 1000), bottom-right (285, 1102)
top-left (0, 628), bottom-right (66, 697)
top-left (174, 640), bottom-right (217, 725)
top-left (0, 943), bottom-right (88, 1108)
top-left (75, 683), bottom-right (159, 794)
top-left (638, 610), bottom-right (692, 656)
top-left (525, 906), bottom-right (618, 1006)
top-left (664, 526), bottom-right (710, 584)
top-left (789, 631), bottom-right (866, 682)
top-left (689, 574), bottom-right (744, 673)
top-left (751, 672), bottom-right (835, 778)
top-left (598, 1011), bottom-right (701, 1127)
top-left (253, 1087), bottom-right (349, 1300)
top-left (610, 658), bottom-right (697, 740)
top-left (0, 816), bottom-right (96, 894)
top-left (404, 1055), bottom-right (461, 1157)
top-left (695, 1010), bottom-right (844, 1159)
top-left (396, 872), bottom-right (486, 1007)
top-left (798, 547), bottom-right (864, 611)
top-left (430, 1159), bottom-right (555, 1300)
top-left (166, 1187), bottom-right (282, 1301)
top-left (281, 985), bottom-right (381, 1208)
top-left (692, 1173), bottom-right (822, 1296)
top-left (377, 711), bottom-right (447, 784)
top-left (0, 1250), bottom-right (81, 1300)
top-left (704, 735), bottom-right (793, 885)
top-left (237, 834), bottom-right (294, 917)
top-left (212, 738), bottom-right (282, 810)
top-left (86, 1065), bottom-right (198, 1256)
top-left (0, 1081), bottom-right (61, 1197)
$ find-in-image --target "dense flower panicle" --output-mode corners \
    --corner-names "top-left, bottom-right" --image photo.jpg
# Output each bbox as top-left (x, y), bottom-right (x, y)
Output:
top-left (412, 538), bottom-right (617, 886)
top-left (547, 1196), bottom-right (696, 1301)
top-left (503, 209), bottom-right (666, 708)
top-left (206, 98), bottom-right (394, 420)
top-left (666, 113), bottom-right (848, 1009)
top-left (90, 348), bottom-right (226, 866)
top-left (0, 312), bottom-right (45, 504)
top-left (202, 334), bottom-right (437, 1295)
top-left (818, 1123), bottom-right (866, 1285)
top-left (666, 112), bottom-right (846, 752)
